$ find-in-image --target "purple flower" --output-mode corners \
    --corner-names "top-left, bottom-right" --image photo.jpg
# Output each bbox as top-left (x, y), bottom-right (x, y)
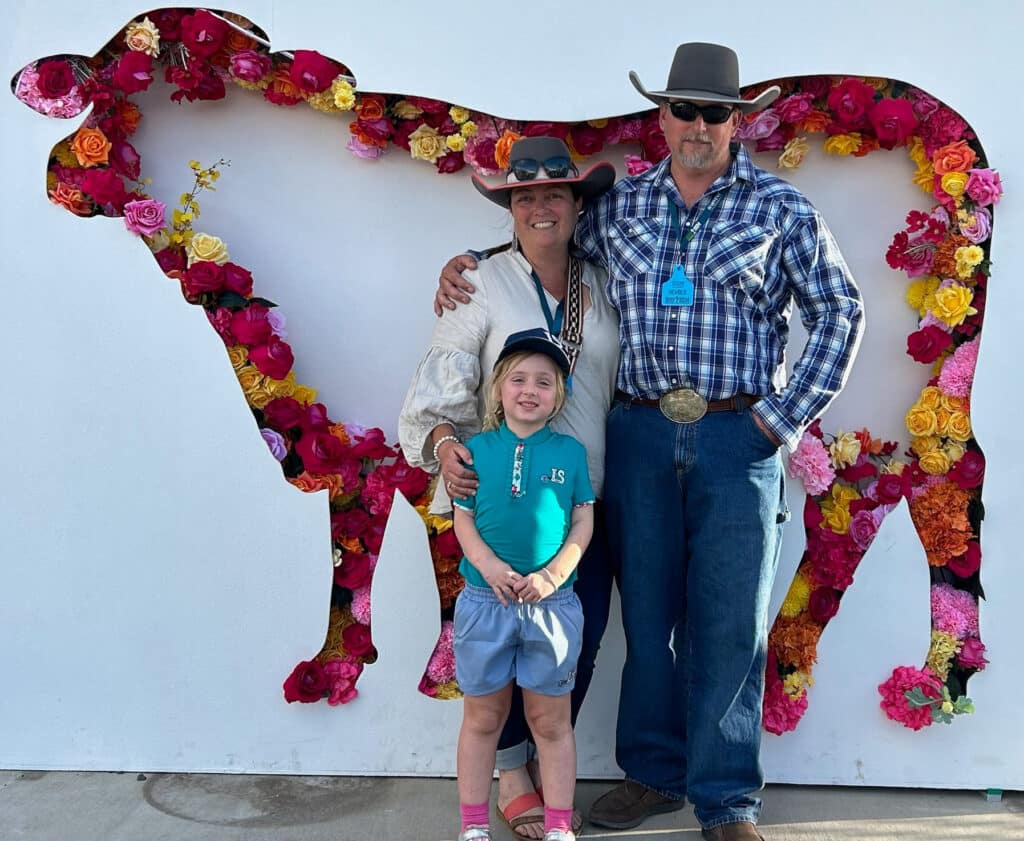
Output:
top-left (229, 49), bottom-right (271, 83)
top-left (848, 508), bottom-right (881, 551)
top-left (958, 206), bottom-right (991, 244)
top-left (735, 109), bottom-right (781, 141)
top-left (346, 136), bottom-right (385, 160)
top-left (267, 309), bottom-right (288, 339)
top-left (122, 199), bottom-right (166, 236)
top-left (965, 169), bottom-right (1003, 207)
top-left (261, 427), bottom-right (288, 461)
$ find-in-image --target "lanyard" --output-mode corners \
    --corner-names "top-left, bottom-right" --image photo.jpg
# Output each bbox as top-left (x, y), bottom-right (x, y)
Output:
top-left (530, 270), bottom-right (564, 335)
top-left (668, 192), bottom-right (722, 250)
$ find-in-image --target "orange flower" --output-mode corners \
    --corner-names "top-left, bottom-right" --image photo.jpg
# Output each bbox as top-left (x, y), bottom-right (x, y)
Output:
top-left (265, 66), bottom-right (304, 105)
top-left (768, 615), bottom-right (821, 672)
top-left (329, 423), bottom-right (351, 447)
top-left (350, 119), bottom-right (388, 148)
top-left (224, 29), bottom-right (255, 52)
top-left (289, 470), bottom-right (345, 498)
top-left (69, 127), bottom-right (112, 167)
top-left (48, 182), bottom-right (92, 215)
top-left (909, 481), bottom-right (974, 566)
top-left (797, 109), bottom-right (832, 133)
top-left (853, 428), bottom-right (884, 455)
top-left (494, 130), bottom-right (522, 169)
top-left (355, 93), bottom-right (387, 121)
top-left (115, 100), bottom-right (143, 135)
top-left (932, 234), bottom-right (969, 279)
top-left (932, 140), bottom-right (978, 175)
top-left (852, 135), bottom-right (880, 157)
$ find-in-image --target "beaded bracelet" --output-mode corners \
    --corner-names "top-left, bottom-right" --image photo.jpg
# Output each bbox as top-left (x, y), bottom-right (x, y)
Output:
top-left (432, 434), bottom-right (461, 463)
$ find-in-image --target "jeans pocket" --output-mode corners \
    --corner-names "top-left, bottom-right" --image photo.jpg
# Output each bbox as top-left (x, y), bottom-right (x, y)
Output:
top-left (744, 410), bottom-right (780, 458)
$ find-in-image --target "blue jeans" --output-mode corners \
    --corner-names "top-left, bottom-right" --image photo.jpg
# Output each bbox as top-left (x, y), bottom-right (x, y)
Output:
top-left (604, 397), bottom-right (788, 829)
top-left (495, 503), bottom-right (619, 769)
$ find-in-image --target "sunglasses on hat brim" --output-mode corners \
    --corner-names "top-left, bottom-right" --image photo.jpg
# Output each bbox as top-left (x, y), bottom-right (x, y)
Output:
top-left (666, 101), bottom-right (736, 125)
top-left (509, 155), bottom-right (579, 183)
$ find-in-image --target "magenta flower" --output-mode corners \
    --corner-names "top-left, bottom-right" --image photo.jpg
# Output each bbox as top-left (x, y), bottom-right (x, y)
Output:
top-left (788, 432), bottom-right (836, 496)
top-left (122, 198), bottom-right (166, 236)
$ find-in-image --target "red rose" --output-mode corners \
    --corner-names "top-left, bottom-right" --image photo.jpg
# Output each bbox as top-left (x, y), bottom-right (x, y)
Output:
top-left (826, 78), bottom-right (877, 130)
top-left (79, 169), bottom-right (129, 209)
top-left (355, 117), bottom-right (394, 144)
top-left (150, 9), bottom-right (184, 40)
top-left (803, 495), bottom-right (823, 529)
top-left (180, 9), bottom-right (228, 58)
top-left (522, 121), bottom-right (569, 140)
top-left (112, 51), bottom-right (153, 94)
top-left (289, 50), bottom-right (339, 94)
top-left (436, 151), bottom-right (465, 174)
top-left (282, 659), bottom-right (328, 703)
top-left (363, 517), bottom-right (387, 553)
top-left (248, 335), bottom-right (295, 380)
top-left (349, 427), bottom-right (394, 459)
top-left (641, 124), bottom-right (669, 162)
top-left (36, 59), bottom-right (75, 98)
top-left (332, 509), bottom-right (370, 541)
top-left (296, 429), bottom-right (347, 474)
top-left (435, 528), bottom-right (461, 558)
top-left (837, 455), bottom-right (878, 484)
top-left (333, 551), bottom-right (372, 590)
top-left (800, 76), bottom-right (832, 101)
top-left (305, 403), bottom-right (331, 431)
top-left (342, 622), bottom-right (375, 657)
top-left (948, 540), bottom-right (981, 577)
top-left (868, 98), bottom-right (919, 150)
top-left (873, 473), bottom-right (905, 505)
top-left (107, 140), bottom-right (141, 180)
top-left (230, 304), bottom-right (273, 345)
top-left (948, 450), bottom-right (985, 489)
top-left (906, 326), bottom-right (953, 364)
top-left (263, 397), bottom-right (305, 431)
top-left (390, 120), bottom-right (419, 151)
top-left (182, 261), bottom-right (225, 297)
top-left (222, 262), bottom-right (253, 297)
top-left (569, 125), bottom-right (604, 157)
top-left (406, 95), bottom-right (448, 114)
top-left (154, 247), bottom-right (185, 275)
top-left (808, 587), bottom-right (840, 623)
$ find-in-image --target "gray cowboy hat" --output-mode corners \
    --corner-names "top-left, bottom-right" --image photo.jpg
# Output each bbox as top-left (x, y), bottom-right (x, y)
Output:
top-left (629, 42), bottom-right (780, 114)
top-left (472, 136), bottom-right (616, 209)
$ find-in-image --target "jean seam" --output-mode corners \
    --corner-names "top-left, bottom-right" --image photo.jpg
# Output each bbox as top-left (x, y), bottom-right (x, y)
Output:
top-left (702, 815), bottom-right (756, 830)
top-left (625, 776), bottom-right (684, 802)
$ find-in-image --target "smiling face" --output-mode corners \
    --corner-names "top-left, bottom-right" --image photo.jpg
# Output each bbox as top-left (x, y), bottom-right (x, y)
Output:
top-left (509, 183), bottom-right (582, 259)
top-left (659, 100), bottom-right (741, 177)
top-left (495, 352), bottom-right (564, 436)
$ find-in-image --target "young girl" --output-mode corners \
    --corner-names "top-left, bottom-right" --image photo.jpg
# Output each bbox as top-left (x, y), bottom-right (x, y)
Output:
top-left (452, 328), bottom-right (594, 841)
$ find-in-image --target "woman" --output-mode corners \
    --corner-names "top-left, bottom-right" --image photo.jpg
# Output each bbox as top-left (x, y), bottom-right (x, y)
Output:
top-left (399, 137), bottom-right (619, 839)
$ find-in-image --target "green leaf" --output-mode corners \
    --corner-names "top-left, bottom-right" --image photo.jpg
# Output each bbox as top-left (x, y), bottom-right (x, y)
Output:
top-left (905, 687), bottom-right (935, 708)
top-left (216, 291), bottom-right (249, 309)
top-left (954, 697), bottom-right (976, 715)
top-left (250, 297), bottom-right (278, 308)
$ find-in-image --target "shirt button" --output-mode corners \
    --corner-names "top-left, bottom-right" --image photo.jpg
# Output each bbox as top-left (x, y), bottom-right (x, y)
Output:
top-left (671, 313), bottom-right (677, 319)
top-left (671, 378), bottom-right (678, 384)
top-left (668, 346), bottom-right (674, 352)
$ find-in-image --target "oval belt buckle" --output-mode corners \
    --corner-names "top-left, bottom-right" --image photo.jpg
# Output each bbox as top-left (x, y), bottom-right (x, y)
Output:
top-left (659, 388), bottom-right (708, 423)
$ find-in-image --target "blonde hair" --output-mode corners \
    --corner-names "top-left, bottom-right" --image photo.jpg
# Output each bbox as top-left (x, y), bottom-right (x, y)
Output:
top-left (482, 351), bottom-right (567, 431)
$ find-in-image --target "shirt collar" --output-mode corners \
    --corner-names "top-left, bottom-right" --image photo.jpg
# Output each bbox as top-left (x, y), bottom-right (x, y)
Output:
top-left (654, 142), bottom-right (758, 205)
top-left (498, 421), bottom-right (553, 446)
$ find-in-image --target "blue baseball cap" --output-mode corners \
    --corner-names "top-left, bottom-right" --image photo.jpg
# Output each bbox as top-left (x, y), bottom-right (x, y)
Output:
top-left (495, 328), bottom-right (571, 377)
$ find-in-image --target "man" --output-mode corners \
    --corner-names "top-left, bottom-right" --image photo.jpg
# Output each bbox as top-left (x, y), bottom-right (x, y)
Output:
top-left (437, 43), bottom-right (864, 841)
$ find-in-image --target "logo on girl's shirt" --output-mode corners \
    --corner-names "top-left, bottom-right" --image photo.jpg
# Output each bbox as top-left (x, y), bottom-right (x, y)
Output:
top-left (540, 467), bottom-right (566, 485)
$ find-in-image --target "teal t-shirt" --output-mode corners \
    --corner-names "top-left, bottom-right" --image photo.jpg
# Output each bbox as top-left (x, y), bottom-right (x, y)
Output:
top-left (454, 423), bottom-right (594, 589)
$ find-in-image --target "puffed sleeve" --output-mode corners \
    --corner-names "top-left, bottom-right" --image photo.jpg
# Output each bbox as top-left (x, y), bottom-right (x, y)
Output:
top-left (398, 270), bottom-right (489, 471)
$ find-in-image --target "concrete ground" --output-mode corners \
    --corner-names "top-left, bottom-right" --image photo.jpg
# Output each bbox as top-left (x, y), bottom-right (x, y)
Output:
top-left (2, 770), bottom-right (1021, 841)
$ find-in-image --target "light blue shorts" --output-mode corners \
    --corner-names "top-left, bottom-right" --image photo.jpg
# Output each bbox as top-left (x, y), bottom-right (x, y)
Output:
top-left (454, 584), bottom-right (583, 697)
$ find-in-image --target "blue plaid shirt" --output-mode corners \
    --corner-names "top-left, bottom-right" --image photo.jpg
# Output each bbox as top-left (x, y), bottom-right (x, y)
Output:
top-left (575, 145), bottom-right (864, 449)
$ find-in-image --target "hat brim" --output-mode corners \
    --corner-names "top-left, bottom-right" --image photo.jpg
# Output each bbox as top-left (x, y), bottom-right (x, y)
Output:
top-left (628, 70), bottom-right (780, 114)
top-left (472, 161), bottom-right (617, 209)
top-left (495, 336), bottom-right (571, 377)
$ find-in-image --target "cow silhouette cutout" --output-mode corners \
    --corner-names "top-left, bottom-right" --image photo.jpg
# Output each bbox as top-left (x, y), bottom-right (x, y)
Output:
top-left (12, 7), bottom-right (990, 733)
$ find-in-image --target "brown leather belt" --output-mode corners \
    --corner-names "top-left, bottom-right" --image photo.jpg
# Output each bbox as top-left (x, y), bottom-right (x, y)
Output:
top-left (615, 389), bottom-right (760, 422)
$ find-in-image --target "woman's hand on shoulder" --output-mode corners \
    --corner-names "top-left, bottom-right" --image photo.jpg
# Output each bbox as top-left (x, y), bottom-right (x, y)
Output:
top-left (439, 439), bottom-right (478, 499)
top-left (434, 255), bottom-right (479, 316)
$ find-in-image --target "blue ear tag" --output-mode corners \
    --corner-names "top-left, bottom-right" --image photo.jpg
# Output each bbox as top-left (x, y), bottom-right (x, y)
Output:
top-left (661, 264), bottom-right (694, 307)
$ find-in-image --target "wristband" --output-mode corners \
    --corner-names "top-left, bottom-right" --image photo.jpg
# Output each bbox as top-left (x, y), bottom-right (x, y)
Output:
top-left (432, 434), bottom-right (460, 463)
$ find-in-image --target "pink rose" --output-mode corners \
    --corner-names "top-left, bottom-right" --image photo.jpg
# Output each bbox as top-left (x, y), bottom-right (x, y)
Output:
top-left (108, 140), bottom-right (141, 180)
top-left (36, 60), bottom-right (75, 98)
top-left (289, 50), bottom-right (339, 94)
top-left (436, 151), bottom-right (465, 174)
top-left (182, 261), bottom-right (225, 297)
top-left (624, 154), bottom-right (653, 176)
top-left (150, 9), bottom-right (183, 40)
top-left (907, 88), bottom-right (940, 120)
top-left (296, 429), bottom-right (348, 474)
top-left (735, 109), bottom-right (780, 141)
top-left (112, 51), bottom-right (153, 94)
top-left (947, 451), bottom-right (984, 490)
top-left (906, 325), bottom-right (954, 364)
top-left (230, 304), bottom-right (273, 345)
top-left (868, 98), bottom-right (919, 149)
top-left (346, 136), bottom-right (385, 160)
top-left (406, 96), bottom-right (448, 114)
top-left (808, 587), bottom-right (840, 623)
top-left (847, 509), bottom-right (880, 551)
top-left (640, 124), bottom-right (670, 163)
top-left (229, 49), bottom-right (271, 83)
top-left (180, 9), bottom-right (228, 58)
top-left (957, 637), bottom-right (988, 670)
top-left (755, 127), bottom-right (789, 152)
top-left (775, 93), bottom-right (814, 124)
top-left (248, 335), bottom-right (294, 380)
top-left (342, 622), bottom-right (374, 658)
top-left (122, 198), bottom-right (166, 236)
top-left (827, 78), bottom-right (877, 130)
top-left (222, 262), bottom-right (253, 297)
top-left (333, 551), bottom-right (372, 590)
top-left (965, 169), bottom-right (1002, 207)
top-left (870, 474), bottom-right (906, 505)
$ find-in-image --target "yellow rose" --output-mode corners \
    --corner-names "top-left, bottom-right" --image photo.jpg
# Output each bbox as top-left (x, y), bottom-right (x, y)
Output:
top-left (292, 384), bottom-right (318, 405)
top-left (829, 431), bottom-right (862, 469)
top-left (941, 393), bottom-right (966, 413)
top-left (919, 386), bottom-right (943, 410)
top-left (905, 405), bottom-right (938, 437)
top-left (248, 387), bottom-right (275, 409)
top-left (188, 232), bottom-right (230, 266)
top-left (940, 171), bottom-right (969, 199)
top-left (908, 137), bottom-right (929, 167)
top-left (882, 459), bottom-right (907, 475)
top-left (832, 484), bottom-right (860, 505)
top-left (449, 105), bottom-right (470, 124)
top-left (237, 366), bottom-right (265, 394)
top-left (446, 133), bottom-right (466, 153)
top-left (933, 284), bottom-right (977, 327)
top-left (911, 435), bottom-right (941, 455)
top-left (946, 411), bottom-right (972, 442)
top-left (226, 345), bottom-right (248, 370)
top-left (460, 120), bottom-right (478, 138)
top-left (919, 449), bottom-right (951, 475)
top-left (822, 504), bottom-right (852, 534)
top-left (125, 16), bottom-right (161, 56)
top-left (934, 409), bottom-right (951, 437)
top-left (408, 124), bottom-right (447, 163)
top-left (332, 79), bottom-right (356, 111)
top-left (823, 133), bottom-right (861, 156)
top-left (266, 371), bottom-right (297, 398)
top-left (778, 137), bottom-right (809, 170)
top-left (944, 442), bottom-right (966, 463)
top-left (392, 99), bottom-right (424, 119)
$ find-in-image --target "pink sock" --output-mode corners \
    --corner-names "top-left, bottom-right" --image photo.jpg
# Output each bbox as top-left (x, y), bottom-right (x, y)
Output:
top-left (545, 806), bottom-right (573, 833)
top-left (460, 801), bottom-right (490, 830)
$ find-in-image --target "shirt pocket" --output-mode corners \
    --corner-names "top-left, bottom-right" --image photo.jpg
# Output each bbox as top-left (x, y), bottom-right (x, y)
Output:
top-left (607, 217), bottom-right (662, 278)
top-left (704, 222), bottom-right (776, 303)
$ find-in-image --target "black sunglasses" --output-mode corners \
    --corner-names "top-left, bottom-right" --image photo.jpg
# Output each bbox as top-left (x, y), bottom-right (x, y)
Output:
top-left (509, 155), bottom-right (578, 182)
top-left (666, 101), bottom-right (736, 125)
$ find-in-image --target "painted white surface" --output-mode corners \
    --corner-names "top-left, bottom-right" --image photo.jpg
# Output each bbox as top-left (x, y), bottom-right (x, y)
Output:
top-left (1, 0), bottom-right (1021, 788)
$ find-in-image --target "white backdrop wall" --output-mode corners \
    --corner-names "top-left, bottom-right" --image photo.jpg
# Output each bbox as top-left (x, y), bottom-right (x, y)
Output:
top-left (2, 1), bottom-right (1022, 788)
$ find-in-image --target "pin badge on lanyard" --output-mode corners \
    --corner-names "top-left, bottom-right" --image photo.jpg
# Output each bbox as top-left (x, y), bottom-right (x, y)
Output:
top-left (661, 196), bottom-right (721, 307)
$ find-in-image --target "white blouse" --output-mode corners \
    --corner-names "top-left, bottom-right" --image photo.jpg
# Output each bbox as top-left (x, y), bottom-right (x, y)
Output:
top-left (398, 249), bottom-right (620, 500)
